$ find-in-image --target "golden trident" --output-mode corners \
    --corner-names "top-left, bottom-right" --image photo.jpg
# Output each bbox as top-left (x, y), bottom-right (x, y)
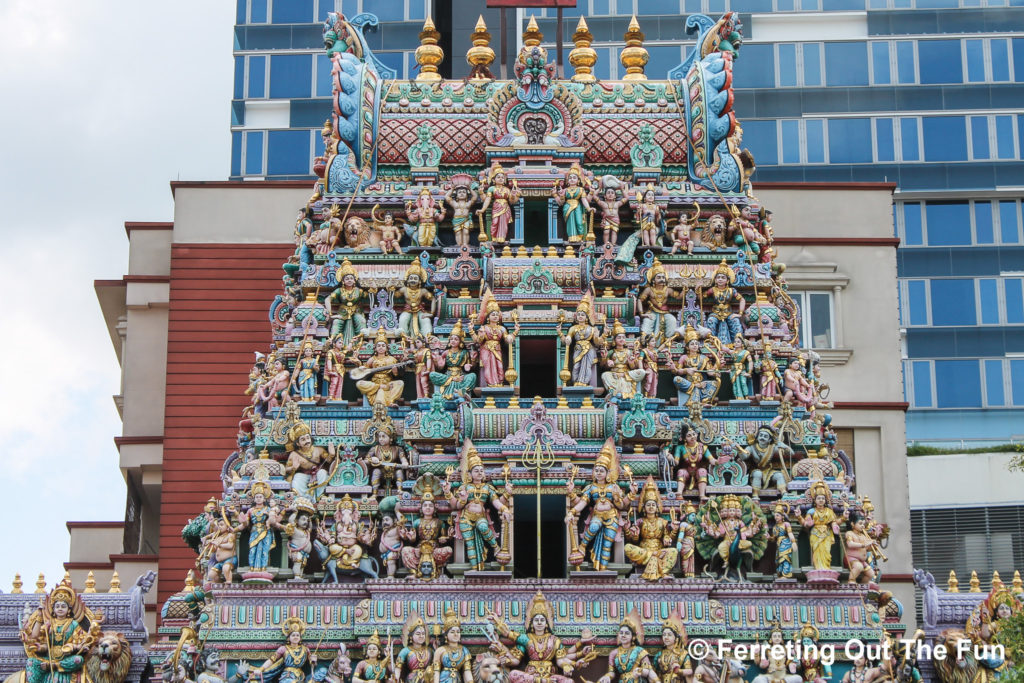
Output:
top-left (518, 425), bottom-right (564, 578)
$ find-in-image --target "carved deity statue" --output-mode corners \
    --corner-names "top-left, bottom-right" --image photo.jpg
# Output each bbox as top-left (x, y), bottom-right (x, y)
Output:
top-left (551, 164), bottom-right (592, 243)
top-left (406, 189), bottom-right (445, 248)
top-left (399, 492), bottom-right (453, 580)
top-left (638, 260), bottom-right (679, 343)
top-left (624, 478), bottom-right (679, 581)
top-left (485, 591), bottom-right (596, 683)
top-left (591, 180), bottom-right (627, 246)
top-left (704, 260), bottom-right (745, 346)
top-left (477, 164), bottom-right (520, 244)
top-left (802, 481), bottom-right (840, 572)
top-left (315, 495), bottom-right (378, 581)
top-left (668, 327), bottom-right (721, 406)
top-left (326, 258), bottom-right (367, 344)
top-left (444, 179), bottom-right (479, 248)
top-left (558, 292), bottom-right (604, 387)
top-left (252, 618), bottom-right (319, 683)
top-left (393, 612), bottom-right (433, 683)
top-left (472, 289), bottom-right (519, 388)
top-left (654, 614), bottom-right (693, 683)
top-left (596, 611), bottom-right (659, 683)
top-left (443, 440), bottom-right (513, 571)
top-left (433, 610), bottom-right (473, 683)
top-left (284, 420), bottom-right (336, 500)
top-left (601, 321), bottom-right (647, 400)
top-left (566, 438), bottom-right (637, 571)
top-left (353, 329), bottom-right (407, 408)
top-left (429, 322), bottom-right (477, 400)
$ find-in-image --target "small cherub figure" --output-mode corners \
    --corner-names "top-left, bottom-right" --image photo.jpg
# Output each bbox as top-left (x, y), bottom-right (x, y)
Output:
top-left (373, 205), bottom-right (403, 255)
top-left (591, 183), bottom-right (627, 246)
top-left (670, 203), bottom-right (701, 255)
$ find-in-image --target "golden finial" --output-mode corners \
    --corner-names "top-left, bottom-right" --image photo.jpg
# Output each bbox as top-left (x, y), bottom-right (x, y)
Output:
top-left (84, 571), bottom-right (96, 593)
top-left (516, 246), bottom-right (528, 257)
top-left (109, 571), bottom-right (122, 593)
top-left (546, 246), bottom-right (558, 258)
top-left (184, 569), bottom-right (197, 592)
top-left (523, 15), bottom-right (543, 47)
top-left (947, 570), bottom-right (959, 593)
top-left (564, 245), bottom-right (576, 257)
top-left (531, 245), bottom-right (543, 258)
top-left (569, 17), bottom-right (597, 82)
top-left (12, 574), bottom-right (23, 594)
top-left (992, 570), bottom-right (1004, 590)
top-left (969, 570), bottom-right (981, 592)
top-left (1013, 570), bottom-right (1023, 593)
top-left (35, 573), bottom-right (46, 593)
top-left (415, 17), bottom-right (444, 83)
top-left (620, 15), bottom-right (648, 81)
top-left (556, 395), bottom-right (569, 409)
top-left (63, 570), bottom-right (71, 585)
top-left (508, 396), bottom-right (520, 409)
top-left (467, 15), bottom-right (495, 81)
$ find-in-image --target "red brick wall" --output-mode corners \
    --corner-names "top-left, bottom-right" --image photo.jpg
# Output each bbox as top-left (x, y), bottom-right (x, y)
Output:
top-left (159, 243), bottom-right (291, 606)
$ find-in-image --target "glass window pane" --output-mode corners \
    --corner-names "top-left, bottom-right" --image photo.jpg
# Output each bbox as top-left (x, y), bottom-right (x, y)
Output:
top-left (828, 118), bottom-right (872, 163)
top-left (876, 118), bottom-right (895, 161)
top-left (995, 115), bottom-right (1015, 159)
top-left (809, 293), bottom-right (833, 348)
top-left (903, 202), bottom-right (923, 245)
top-left (871, 42), bottom-right (891, 84)
top-left (251, 0), bottom-right (267, 23)
top-left (825, 43), bottom-right (869, 85)
top-left (408, 0), bottom-right (425, 20)
top-left (901, 118), bottom-right (920, 161)
top-left (269, 54), bottom-right (312, 98)
top-left (992, 39), bottom-right (1010, 81)
top-left (1000, 201), bottom-right (1021, 244)
top-left (979, 279), bottom-right (999, 323)
top-left (925, 202), bottom-right (971, 246)
top-left (912, 360), bottom-right (933, 407)
top-left (316, 54), bottom-right (333, 97)
top-left (975, 201), bottom-right (994, 244)
top-left (985, 360), bottom-right (1005, 406)
top-left (1012, 360), bottom-right (1024, 406)
top-left (1007, 278), bottom-right (1024, 323)
top-left (782, 120), bottom-right (801, 163)
top-left (922, 117), bottom-right (968, 162)
top-left (896, 41), bottom-right (916, 83)
top-left (234, 56), bottom-right (245, 99)
top-left (919, 40), bottom-right (963, 84)
top-left (806, 119), bottom-right (825, 163)
top-left (245, 131), bottom-right (264, 175)
top-left (804, 43), bottom-right (822, 86)
top-left (934, 360), bottom-right (982, 408)
top-left (248, 55), bottom-right (266, 98)
top-left (271, 0), bottom-right (314, 23)
top-left (970, 116), bottom-right (990, 159)
top-left (267, 130), bottom-right (310, 176)
top-left (744, 120), bottom-right (778, 165)
top-left (735, 45), bottom-right (775, 88)
top-left (779, 44), bottom-right (797, 86)
top-left (930, 279), bottom-right (976, 325)
top-left (965, 39), bottom-right (986, 82)
top-left (231, 131), bottom-right (242, 177)
top-left (907, 280), bottom-right (928, 325)
top-left (373, 2), bottom-right (405, 20)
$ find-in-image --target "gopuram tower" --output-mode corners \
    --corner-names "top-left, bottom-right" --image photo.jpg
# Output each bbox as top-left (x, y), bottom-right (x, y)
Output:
top-left (2, 11), bottom-right (917, 683)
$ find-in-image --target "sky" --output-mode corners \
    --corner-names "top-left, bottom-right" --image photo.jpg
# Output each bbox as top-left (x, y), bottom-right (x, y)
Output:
top-left (0, 1), bottom-right (234, 588)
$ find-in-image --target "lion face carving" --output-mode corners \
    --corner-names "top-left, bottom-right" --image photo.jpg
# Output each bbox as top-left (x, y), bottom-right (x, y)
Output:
top-left (933, 629), bottom-right (996, 683)
top-left (86, 633), bottom-right (132, 683)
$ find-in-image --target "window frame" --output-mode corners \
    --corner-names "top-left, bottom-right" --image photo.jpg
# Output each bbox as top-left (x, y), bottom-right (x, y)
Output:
top-left (791, 290), bottom-right (838, 350)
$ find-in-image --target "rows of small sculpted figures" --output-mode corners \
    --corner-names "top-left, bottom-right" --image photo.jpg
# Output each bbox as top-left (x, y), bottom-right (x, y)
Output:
top-left (154, 591), bottom-right (935, 683)
top-left (253, 258), bottom-right (821, 413)
top-left (193, 420), bottom-right (883, 586)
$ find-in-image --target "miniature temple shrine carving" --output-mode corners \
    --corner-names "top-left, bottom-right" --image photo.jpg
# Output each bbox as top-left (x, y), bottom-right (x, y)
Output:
top-left (4, 9), bottom-right (1021, 683)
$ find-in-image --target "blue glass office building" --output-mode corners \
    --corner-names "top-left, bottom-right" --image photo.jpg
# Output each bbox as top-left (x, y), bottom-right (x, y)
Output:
top-left (232, 0), bottom-right (1024, 444)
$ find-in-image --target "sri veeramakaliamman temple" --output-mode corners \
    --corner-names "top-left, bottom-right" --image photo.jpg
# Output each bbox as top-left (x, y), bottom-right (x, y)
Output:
top-left (6, 10), bottom-right (1021, 683)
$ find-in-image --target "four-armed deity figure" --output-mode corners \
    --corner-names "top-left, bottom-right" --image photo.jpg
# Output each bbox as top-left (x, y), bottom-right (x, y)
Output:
top-left (443, 440), bottom-right (513, 571)
top-left (558, 292), bottom-right (604, 387)
top-left (566, 438), bottom-right (637, 571)
top-left (472, 288), bottom-right (519, 388)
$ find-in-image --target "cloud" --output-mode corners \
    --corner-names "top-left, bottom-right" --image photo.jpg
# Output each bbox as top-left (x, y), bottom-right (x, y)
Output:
top-left (0, 0), bottom-right (235, 584)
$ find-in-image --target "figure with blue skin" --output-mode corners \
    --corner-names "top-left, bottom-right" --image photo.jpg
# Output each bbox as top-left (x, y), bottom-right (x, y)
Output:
top-left (704, 260), bottom-right (745, 346)
top-left (566, 438), bottom-right (637, 572)
top-left (771, 503), bottom-right (796, 579)
top-left (253, 618), bottom-right (323, 683)
top-left (233, 481), bottom-right (280, 573)
top-left (292, 342), bottom-right (320, 402)
top-left (442, 440), bottom-right (512, 571)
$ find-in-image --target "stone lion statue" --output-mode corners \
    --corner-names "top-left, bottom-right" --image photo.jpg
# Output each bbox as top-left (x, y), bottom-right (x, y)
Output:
top-left (84, 632), bottom-right (133, 683)
top-left (342, 216), bottom-right (381, 251)
top-left (933, 629), bottom-right (998, 683)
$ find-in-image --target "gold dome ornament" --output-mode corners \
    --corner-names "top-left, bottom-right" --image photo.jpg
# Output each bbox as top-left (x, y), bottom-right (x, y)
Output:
top-left (415, 17), bottom-right (444, 83)
top-left (109, 571), bottom-right (122, 593)
top-left (569, 17), bottom-right (597, 83)
top-left (466, 15), bottom-right (494, 81)
top-left (523, 15), bottom-right (543, 50)
top-left (11, 574), bottom-right (23, 594)
top-left (620, 16), bottom-right (648, 81)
